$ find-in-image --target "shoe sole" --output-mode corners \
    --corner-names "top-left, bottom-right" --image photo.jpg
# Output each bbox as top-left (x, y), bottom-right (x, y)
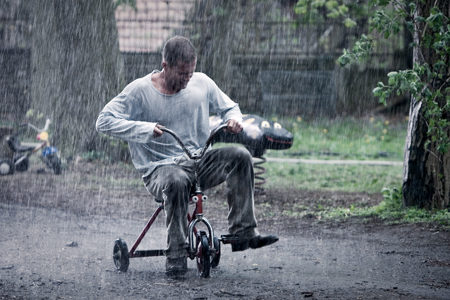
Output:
top-left (231, 240), bottom-right (250, 252)
top-left (231, 236), bottom-right (279, 252)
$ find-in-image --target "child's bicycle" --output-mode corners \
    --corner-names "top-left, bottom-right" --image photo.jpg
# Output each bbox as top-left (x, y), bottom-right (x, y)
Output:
top-left (113, 124), bottom-right (240, 277)
top-left (3, 119), bottom-right (61, 175)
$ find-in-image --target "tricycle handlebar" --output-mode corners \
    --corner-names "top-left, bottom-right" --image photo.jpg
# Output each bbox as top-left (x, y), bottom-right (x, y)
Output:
top-left (161, 123), bottom-right (228, 160)
top-left (18, 119), bottom-right (52, 133)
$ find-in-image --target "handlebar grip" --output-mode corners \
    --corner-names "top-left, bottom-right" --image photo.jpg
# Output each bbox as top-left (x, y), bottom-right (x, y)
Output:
top-left (200, 123), bottom-right (228, 157)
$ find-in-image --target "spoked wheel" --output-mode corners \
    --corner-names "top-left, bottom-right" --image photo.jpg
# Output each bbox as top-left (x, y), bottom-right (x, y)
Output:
top-left (113, 238), bottom-right (129, 272)
top-left (196, 232), bottom-right (211, 278)
top-left (211, 236), bottom-right (221, 268)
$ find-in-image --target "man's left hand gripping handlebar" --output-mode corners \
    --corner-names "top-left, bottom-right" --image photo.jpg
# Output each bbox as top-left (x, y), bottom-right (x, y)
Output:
top-left (226, 119), bottom-right (243, 134)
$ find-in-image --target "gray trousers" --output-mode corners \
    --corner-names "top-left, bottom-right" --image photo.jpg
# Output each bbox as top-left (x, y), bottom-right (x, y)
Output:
top-left (144, 147), bottom-right (258, 259)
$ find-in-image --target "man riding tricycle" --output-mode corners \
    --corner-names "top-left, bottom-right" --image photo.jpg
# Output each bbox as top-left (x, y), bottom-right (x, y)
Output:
top-left (96, 36), bottom-right (279, 277)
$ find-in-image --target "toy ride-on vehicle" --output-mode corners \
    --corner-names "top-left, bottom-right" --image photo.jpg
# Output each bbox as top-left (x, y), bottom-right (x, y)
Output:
top-left (113, 124), bottom-right (241, 278)
top-left (4, 119), bottom-right (61, 175)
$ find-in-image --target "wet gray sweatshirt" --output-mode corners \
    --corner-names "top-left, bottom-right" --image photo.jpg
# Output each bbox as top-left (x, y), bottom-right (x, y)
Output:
top-left (96, 71), bottom-right (242, 177)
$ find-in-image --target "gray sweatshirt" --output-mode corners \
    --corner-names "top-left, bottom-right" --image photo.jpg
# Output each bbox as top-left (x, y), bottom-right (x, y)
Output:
top-left (96, 71), bottom-right (242, 177)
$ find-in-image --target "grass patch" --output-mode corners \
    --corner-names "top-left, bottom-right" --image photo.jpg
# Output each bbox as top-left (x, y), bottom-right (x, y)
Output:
top-left (316, 187), bottom-right (450, 227)
top-left (267, 116), bottom-right (408, 161)
top-left (264, 162), bottom-right (402, 194)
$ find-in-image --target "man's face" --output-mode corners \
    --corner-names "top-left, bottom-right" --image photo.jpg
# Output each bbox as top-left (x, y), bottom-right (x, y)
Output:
top-left (163, 59), bottom-right (196, 93)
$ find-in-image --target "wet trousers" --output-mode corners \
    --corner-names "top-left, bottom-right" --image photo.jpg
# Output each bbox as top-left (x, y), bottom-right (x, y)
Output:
top-left (144, 147), bottom-right (258, 259)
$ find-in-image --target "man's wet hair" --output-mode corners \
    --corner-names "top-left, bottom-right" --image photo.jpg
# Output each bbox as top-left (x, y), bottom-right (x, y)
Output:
top-left (162, 36), bottom-right (197, 67)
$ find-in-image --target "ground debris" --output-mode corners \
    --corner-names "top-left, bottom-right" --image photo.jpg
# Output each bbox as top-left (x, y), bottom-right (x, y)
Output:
top-left (424, 259), bottom-right (450, 267)
top-left (214, 289), bottom-right (247, 297)
top-left (65, 241), bottom-right (78, 247)
top-left (269, 266), bottom-right (282, 269)
top-left (301, 291), bottom-right (314, 297)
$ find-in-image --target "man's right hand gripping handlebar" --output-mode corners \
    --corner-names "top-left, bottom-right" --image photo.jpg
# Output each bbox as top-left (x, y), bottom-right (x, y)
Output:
top-left (153, 124), bottom-right (164, 138)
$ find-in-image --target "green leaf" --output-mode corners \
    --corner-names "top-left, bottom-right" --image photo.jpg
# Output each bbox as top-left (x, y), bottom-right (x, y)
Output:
top-left (325, 0), bottom-right (339, 10)
top-left (114, 0), bottom-right (137, 10)
top-left (344, 17), bottom-right (357, 28)
top-left (338, 4), bottom-right (349, 15)
top-left (387, 71), bottom-right (398, 77)
top-left (372, 86), bottom-right (382, 95)
top-left (327, 9), bottom-right (340, 19)
top-left (311, 0), bottom-right (326, 8)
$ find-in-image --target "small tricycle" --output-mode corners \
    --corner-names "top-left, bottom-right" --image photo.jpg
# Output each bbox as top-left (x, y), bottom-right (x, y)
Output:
top-left (0, 118), bottom-right (61, 175)
top-left (112, 124), bottom-right (240, 277)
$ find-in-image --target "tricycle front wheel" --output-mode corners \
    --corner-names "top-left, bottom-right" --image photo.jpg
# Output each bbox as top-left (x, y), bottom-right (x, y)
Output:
top-left (49, 155), bottom-right (61, 174)
top-left (196, 233), bottom-right (211, 278)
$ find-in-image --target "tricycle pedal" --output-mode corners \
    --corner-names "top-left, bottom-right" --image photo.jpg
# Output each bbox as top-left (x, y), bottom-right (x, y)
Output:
top-left (219, 234), bottom-right (240, 244)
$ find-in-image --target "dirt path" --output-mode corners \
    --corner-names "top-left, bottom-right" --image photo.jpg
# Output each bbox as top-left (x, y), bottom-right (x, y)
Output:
top-left (266, 157), bottom-right (403, 166)
top-left (0, 163), bottom-right (449, 299)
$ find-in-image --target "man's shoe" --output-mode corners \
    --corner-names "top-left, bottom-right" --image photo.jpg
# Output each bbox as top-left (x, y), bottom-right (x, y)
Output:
top-left (165, 257), bottom-right (187, 276)
top-left (231, 234), bottom-right (279, 252)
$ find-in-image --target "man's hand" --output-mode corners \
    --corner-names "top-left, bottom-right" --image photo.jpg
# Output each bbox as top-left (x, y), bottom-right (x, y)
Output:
top-left (226, 119), bottom-right (243, 134)
top-left (153, 124), bottom-right (164, 137)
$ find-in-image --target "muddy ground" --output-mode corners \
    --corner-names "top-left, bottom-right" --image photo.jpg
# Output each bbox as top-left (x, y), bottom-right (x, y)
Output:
top-left (0, 161), bottom-right (449, 299)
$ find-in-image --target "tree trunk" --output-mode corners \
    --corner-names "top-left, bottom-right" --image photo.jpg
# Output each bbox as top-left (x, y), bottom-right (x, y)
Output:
top-left (29, 0), bottom-right (124, 155)
top-left (402, 1), bottom-right (450, 209)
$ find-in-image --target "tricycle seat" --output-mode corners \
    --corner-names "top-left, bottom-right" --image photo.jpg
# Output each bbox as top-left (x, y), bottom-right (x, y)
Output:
top-left (6, 136), bottom-right (36, 152)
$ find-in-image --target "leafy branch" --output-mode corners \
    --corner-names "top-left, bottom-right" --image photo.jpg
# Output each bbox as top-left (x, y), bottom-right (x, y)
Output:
top-left (333, 0), bottom-right (449, 153)
top-left (294, 0), bottom-right (364, 27)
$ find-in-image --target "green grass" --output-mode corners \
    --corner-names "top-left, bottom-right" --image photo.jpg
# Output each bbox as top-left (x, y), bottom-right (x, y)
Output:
top-left (264, 162), bottom-right (402, 194)
top-left (267, 116), bottom-right (408, 161)
top-left (213, 116), bottom-right (408, 194)
top-left (315, 187), bottom-right (450, 228)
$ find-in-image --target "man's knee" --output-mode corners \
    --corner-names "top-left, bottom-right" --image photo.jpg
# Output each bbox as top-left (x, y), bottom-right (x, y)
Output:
top-left (164, 169), bottom-right (191, 193)
top-left (229, 147), bottom-right (252, 163)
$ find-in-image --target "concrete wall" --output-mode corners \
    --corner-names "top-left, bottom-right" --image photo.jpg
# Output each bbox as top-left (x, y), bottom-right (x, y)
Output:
top-left (0, 48), bottom-right (31, 122)
top-left (119, 51), bottom-right (407, 118)
top-left (0, 0), bottom-right (31, 122)
top-left (228, 55), bottom-right (338, 117)
top-left (121, 52), bottom-right (161, 84)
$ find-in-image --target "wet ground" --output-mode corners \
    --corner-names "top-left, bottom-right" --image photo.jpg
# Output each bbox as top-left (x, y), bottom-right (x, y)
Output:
top-left (0, 162), bottom-right (449, 299)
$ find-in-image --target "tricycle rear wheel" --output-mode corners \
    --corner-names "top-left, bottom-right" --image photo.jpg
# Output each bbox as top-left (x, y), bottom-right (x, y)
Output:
top-left (49, 155), bottom-right (61, 174)
top-left (113, 238), bottom-right (129, 272)
top-left (0, 159), bottom-right (14, 175)
top-left (211, 236), bottom-right (221, 268)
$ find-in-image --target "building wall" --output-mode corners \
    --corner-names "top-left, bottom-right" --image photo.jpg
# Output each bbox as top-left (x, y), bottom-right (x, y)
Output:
top-left (115, 0), bottom-right (195, 52)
